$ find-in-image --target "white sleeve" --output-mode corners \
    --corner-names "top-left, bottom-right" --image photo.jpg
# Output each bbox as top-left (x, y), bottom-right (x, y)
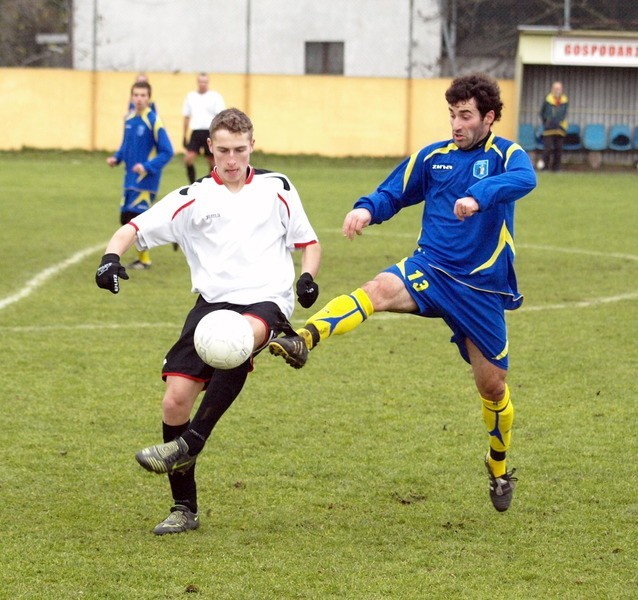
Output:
top-left (282, 181), bottom-right (318, 249)
top-left (182, 93), bottom-right (192, 117)
top-left (215, 92), bottom-right (226, 113)
top-left (132, 188), bottom-right (187, 250)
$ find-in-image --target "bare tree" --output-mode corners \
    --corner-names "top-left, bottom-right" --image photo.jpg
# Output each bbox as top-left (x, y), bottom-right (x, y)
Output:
top-left (437, 0), bottom-right (638, 77)
top-left (0, 0), bottom-right (71, 67)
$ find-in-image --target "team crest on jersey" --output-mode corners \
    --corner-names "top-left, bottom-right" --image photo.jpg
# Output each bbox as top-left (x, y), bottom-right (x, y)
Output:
top-left (473, 160), bottom-right (489, 179)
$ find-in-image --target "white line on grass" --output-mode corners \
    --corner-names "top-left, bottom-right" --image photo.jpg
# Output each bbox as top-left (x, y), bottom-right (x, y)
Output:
top-left (0, 243), bottom-right (105, 312)
top-left (0, 241), bottom-right (635, 332)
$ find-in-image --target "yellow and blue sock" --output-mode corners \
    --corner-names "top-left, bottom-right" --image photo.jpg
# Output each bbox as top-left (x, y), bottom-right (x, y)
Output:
top-left (482, 384), bottom-right (514, 478)
top-left (299, 288), bottom-right (374, 349)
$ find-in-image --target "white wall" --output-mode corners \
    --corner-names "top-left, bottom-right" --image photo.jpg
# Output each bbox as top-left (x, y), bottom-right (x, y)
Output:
top-left (73, 0), bottom-right (441, 77)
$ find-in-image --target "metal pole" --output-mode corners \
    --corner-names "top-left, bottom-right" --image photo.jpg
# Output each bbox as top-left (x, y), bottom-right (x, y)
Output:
top-left (90, 0), bottom-right (98, 150)
top-left (564, 0), bottom-right (571, 30)
top-left (406, 0), bottom-right (414, 154)
top-left (244, 0), bottom-right (251, 115)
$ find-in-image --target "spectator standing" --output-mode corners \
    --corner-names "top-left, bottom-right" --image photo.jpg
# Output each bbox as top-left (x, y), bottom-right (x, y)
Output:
top-left (539, 81), bottom-right (568, 171)
top-left (182, 73), bottom-right (225, 183)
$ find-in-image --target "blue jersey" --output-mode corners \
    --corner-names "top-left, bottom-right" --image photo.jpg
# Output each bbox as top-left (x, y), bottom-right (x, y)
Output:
top-left (354, 132), bottom-right (537, 306)
top-left (114, 107), bottom-right (174, 196)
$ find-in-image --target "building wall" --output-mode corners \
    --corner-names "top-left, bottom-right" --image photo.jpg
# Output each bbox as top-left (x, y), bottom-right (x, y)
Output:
top-left (72, 0), bottom-right (441, 78)
top-left (0, 69), bottom-right (516, 156)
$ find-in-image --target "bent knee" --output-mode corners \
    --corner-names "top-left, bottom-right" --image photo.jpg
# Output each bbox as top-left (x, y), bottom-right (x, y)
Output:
top-left (477, 378), bottom-right (507, 402)
top-left (362, 273), bottom-right (415, 312)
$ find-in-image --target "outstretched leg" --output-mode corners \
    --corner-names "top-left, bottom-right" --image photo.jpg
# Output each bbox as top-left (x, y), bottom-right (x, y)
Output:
top-left (270, 272), bottom-right (416, 368)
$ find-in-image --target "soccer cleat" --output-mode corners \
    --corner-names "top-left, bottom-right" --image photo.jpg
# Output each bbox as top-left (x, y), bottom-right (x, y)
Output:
top-left (269, 334), bottom-right (309, 368)
top-left (153, 505), bottom-right (200, 535)
top-left (485, 454), bottom-right (517, 512)
top-left (135, 437), bottom-right (196, 474)
top-left (127, 259), bottom-right (151, 270)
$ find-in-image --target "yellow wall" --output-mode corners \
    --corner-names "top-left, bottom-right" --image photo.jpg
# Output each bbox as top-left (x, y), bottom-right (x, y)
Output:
top-left (0, 69), bottom-right (516, 156)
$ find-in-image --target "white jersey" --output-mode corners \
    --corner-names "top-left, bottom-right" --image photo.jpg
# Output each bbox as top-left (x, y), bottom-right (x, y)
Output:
top-left (182, 90), bottom-right (225, 131)
top-left (131, 168), bottom-right (318, 317)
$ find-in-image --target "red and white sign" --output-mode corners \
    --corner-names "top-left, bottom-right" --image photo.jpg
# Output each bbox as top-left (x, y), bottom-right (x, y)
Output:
top-left (552, 37), bottom-right (638, 67)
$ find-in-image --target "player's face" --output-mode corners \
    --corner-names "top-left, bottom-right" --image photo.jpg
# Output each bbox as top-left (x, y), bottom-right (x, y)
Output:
top-left (131, 88), bottom-right (150, 113)
top-left (448, 98), bottom-right (494, 150)
top-left (208, 129), bottom-right (254, 189)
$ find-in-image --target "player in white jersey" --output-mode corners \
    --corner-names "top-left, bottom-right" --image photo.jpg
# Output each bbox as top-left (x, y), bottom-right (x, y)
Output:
top-left (182, 73), bottom-right (226, 183)
top-left (96, 108), bottom-right (321, 535)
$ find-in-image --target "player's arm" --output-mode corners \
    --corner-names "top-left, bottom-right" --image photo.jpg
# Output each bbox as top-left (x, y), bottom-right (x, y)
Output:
top-left (299, 241), bottom-right (321, 280)
top-left (145, 122), bottom-right (174, 173)
top-left (468, 146), bottom-right (537, 211)
top-left (105, 223), bottom-right (137, 256)
top-left (353, 150), bottom-right (427, 226)
top-left (296, 241), bottom-right (322, 308)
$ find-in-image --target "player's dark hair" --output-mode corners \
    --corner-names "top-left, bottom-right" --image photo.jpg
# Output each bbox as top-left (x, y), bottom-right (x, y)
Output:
top-left (445, 73), bottom-right (503, 121)
top-left (209, 108), bottom-right (254, 138)
top-left (131, 80), bottom-right (152, 97)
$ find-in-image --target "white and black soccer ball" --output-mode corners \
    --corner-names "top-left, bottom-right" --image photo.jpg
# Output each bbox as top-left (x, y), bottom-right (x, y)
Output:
top-left (193, 310), bottom-right (254, 369)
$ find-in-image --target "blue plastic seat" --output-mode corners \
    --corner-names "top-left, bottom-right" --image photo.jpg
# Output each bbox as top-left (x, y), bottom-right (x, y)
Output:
top-left (583, 124), bottom-right (607, 151)
top-left (608, 124), bottom-right (632, 151)
top-left (518, 123), bottom-right (538, 152)
top-left (634, 126), bottom-right (638, 149)
top-left (563, 123), bottom-right (582, 151)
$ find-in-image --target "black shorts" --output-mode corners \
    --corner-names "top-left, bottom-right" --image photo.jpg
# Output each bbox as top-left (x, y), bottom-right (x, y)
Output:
top-left (162, 296), bottom-right (293, 385)
top-left (187, 130), bottom-right (213, 156)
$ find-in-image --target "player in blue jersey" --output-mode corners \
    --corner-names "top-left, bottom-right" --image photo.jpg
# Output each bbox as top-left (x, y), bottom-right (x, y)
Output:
top-left (107, 80), bottom-right (174, 269)
top-left (270, 72), bottom-right (537, 512)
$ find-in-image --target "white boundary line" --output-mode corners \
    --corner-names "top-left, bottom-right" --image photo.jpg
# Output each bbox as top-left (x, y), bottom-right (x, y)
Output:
top-left (0, 243), bottom-right (105, 311)
top-left (0, 241), bottom-right (636, 331)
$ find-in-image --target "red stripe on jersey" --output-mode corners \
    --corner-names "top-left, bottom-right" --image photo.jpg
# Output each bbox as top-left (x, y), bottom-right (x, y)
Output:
top-left (278, 193), bottom-right (290, 218)
top-left (172, 198), bottom-right (196, 221)
top-left (128, 221), bottom-right (140, 232)
top-left (245, 166), bottom-right (255, 183)
top-left (294, 240), bottom-right (318, 249)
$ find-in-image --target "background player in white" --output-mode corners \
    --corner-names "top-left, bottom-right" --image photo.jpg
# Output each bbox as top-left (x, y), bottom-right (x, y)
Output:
top-left (182, 73), bottom-right (225, 183)
top-left (96, 108), bottom-right (322, 535)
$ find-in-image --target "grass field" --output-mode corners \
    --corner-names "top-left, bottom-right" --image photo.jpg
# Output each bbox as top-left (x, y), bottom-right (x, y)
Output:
top-left (0, 150), bottom-right (636, 599)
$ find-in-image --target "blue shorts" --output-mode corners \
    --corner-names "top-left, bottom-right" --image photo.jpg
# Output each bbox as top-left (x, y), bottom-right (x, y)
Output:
top-left (120, 189), bottom-right (155, 219)
top-left (385, 256), bottom-right (511, 369)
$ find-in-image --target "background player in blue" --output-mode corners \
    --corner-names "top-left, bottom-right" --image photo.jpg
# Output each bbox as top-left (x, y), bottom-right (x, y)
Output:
top-left (107, 80), bottom-right (173, 269)
top-left (270, 72), bottom-right (537, 512)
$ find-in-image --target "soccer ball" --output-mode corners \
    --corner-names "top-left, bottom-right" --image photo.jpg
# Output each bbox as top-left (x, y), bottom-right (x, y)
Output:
top-left (193, 310), bottom-right (254, 369)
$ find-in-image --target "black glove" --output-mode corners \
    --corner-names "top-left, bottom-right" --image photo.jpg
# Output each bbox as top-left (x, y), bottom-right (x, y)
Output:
top-left (296, 272), bottom-right (319, 308)
top-left (95, 253), bottom-right (129, 294)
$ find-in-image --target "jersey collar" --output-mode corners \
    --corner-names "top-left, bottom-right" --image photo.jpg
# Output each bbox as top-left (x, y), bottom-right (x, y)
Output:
top-left (211, 165), bottom-right (255, 185)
